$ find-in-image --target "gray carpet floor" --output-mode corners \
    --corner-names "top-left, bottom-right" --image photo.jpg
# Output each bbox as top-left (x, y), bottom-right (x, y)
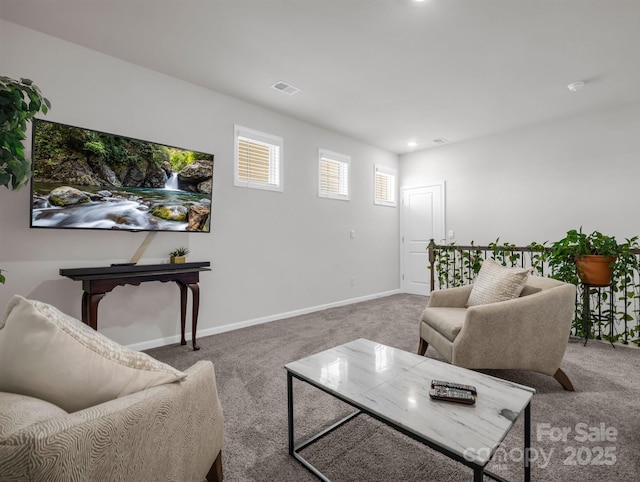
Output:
top-left (147, 294), bottom-right (640, 481)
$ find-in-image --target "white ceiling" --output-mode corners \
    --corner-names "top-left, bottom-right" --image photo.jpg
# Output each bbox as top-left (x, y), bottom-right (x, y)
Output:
top-left (2, 0), bottom-right (640, 154)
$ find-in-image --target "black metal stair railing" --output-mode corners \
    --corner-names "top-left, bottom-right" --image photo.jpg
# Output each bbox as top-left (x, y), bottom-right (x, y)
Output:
top-left (427, 240), bottom-right (640, 346)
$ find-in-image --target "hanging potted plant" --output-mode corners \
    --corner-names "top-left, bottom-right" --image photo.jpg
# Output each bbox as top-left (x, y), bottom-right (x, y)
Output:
top-left (549, 228), bottom-right (637, 286)
top-left (0, 76), bottom-right (51, 190)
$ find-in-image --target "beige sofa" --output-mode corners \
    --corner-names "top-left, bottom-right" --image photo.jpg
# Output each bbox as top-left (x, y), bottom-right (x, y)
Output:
top-left (418, 275), bottom-right (577, 390)
top-left (0, 360), bottom-right (224, 481)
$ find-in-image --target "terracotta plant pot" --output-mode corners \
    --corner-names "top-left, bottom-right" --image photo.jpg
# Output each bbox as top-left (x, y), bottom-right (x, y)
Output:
top-left (575, 255), bottom-right (615, 286)
top-left (170, 256), bottom-right (186, 264)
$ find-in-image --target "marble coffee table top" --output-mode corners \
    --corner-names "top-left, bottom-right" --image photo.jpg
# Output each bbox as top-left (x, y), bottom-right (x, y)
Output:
top-left (285, 338), bottom-right (535, 466)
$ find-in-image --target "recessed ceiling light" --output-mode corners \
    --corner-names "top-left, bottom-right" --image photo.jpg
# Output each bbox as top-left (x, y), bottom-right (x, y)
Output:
top-left (567, 81), bottom-right (585, 92)
top-left (272, 81), bottom-right (300, 95)
top-left (407, 141), bottom-right (418, 147)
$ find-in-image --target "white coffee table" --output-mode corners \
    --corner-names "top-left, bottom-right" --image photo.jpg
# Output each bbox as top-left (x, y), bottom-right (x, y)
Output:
top-left (285, 338), bottom-right (535, 481)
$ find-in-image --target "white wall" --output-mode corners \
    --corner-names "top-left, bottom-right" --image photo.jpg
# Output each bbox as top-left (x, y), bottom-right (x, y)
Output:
top-left (0, 20), bottom-right (400, 348)
top-left (401, 101), bottom-right (640, 247)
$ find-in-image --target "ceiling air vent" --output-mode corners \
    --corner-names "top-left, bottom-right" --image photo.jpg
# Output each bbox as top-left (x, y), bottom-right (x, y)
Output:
top-left (432, 138), bottom-right (448, 144)
top-left (272, 81), bottom-right (300, 95)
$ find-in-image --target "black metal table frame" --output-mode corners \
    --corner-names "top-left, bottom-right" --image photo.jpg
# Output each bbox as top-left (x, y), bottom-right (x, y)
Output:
top-left (287, 371), bottom-right (531, 482)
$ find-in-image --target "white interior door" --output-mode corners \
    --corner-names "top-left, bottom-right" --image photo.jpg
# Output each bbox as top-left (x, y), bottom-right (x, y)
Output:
top-left (401, 184), bottom-right (445, 295)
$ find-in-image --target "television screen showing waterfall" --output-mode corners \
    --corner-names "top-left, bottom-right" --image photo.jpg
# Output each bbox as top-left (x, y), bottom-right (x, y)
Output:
top-left (30, 119), bottom-right (214, 233)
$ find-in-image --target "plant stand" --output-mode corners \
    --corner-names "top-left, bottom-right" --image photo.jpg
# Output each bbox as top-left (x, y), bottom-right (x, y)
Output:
top-left (581, 282), bottom-right (615, 347)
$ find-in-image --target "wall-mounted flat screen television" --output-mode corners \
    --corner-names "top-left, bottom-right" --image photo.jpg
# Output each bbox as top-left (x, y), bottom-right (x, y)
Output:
top-left (30, 119), bottom-right (213, 233)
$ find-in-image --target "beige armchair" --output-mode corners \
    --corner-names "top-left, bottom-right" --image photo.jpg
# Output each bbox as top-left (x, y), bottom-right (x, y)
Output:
top-left (0, 360), bottom-right (224, 481)
top-left (418, 275), bottom-right (577, 390)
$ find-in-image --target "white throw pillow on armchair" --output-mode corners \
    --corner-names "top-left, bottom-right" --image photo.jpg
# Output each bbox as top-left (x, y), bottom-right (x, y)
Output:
top-left (0, 295), bottom-right (186, 412)
top-left (467, 258), bottom-right (532, 307)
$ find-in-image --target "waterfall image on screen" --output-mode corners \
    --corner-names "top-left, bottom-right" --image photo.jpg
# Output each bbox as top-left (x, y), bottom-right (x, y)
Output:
top-left (30, 119), bottom-right (213, 233)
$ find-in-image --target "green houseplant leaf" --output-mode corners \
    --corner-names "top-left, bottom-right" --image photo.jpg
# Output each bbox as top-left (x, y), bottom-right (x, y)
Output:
top-left (169, 247), bottom-right (190, 257)
top-left (0, 76), bottom-right (51, 190)
top-left (549, 228), bottom-right (639, 286)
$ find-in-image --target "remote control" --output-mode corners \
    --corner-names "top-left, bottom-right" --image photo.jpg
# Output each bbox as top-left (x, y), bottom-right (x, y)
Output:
top-left (429, 386), bottom-right (476, 405)
top-left (431, 379), bottom-right (477, 395)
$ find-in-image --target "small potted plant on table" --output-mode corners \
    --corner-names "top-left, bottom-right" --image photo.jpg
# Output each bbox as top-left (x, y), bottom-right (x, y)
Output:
top-left (169, 247), bottom-right (190, 264)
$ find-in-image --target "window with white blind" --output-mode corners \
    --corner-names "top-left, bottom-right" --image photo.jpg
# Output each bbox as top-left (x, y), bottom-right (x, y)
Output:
top-left (234, 125), bottom-right (283, 192)
top-left (318, 149), bottom-right (350, 200)
top-left (374, 165), bottom-right (397, 207)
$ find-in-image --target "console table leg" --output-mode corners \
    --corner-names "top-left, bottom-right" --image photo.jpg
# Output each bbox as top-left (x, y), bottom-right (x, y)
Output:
top-left (82, 291), bottom-right (90, 326)
top-left (178, 283), bottom-right (188, 346)
top-left (82, 292), bottom-right (105, 330)
top-left (188, 282), bottom-right (200, 351)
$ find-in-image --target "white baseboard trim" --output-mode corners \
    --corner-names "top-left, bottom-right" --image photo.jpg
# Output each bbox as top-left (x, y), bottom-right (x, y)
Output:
top-left (129, 289), bottom-right (401, 351)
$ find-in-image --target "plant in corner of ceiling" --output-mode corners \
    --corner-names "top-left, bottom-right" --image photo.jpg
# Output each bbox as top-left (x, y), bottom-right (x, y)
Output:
top-left (0, 76), bottom-right (51, 190)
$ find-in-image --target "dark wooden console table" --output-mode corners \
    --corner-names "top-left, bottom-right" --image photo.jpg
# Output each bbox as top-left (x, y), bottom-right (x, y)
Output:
top-left (60, 262), bottom-right (211, 350)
